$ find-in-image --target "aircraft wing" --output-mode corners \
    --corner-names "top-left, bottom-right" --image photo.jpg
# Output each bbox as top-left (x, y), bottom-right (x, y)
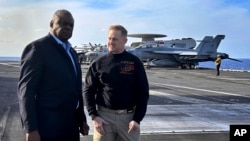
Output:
top-left (153, 51), bottom-right (182, 54)
top-left (179, 52), bottom-right (198, 55)
top-left (153, 51), bottom-right (197, 55)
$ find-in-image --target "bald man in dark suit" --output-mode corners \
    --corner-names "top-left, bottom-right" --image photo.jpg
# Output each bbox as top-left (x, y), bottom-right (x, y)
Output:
top-left (17, 9), bottom-right (89, 141)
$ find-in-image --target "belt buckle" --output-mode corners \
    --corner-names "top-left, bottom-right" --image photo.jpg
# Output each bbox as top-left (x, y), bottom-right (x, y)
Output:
top-left (116, 110), bottom-right (126, 114)
top-left (127, 109), bottom-right (134, 113)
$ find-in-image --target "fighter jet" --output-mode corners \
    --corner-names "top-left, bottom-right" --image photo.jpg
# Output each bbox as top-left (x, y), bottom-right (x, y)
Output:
top-left (84, 45), bottom-right (108, 63)
top-left (127, 34), bottom-right (241, 69)
top-left (84, 45), bottom-right (133, 63)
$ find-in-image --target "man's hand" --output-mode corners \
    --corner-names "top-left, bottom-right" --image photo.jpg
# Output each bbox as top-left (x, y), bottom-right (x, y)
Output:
top-left (80, 122), bottom-right (90, 136)
top-left (93, 116), bottom-right (109, 135)
top-left (26, 130), bottom-right (41, 141)
top-left (128, 120), bottom-right (140, 134)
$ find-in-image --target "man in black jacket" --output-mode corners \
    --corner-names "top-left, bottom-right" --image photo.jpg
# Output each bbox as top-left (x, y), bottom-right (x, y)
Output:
top-left (83, 25), bottom-right (149, 141)
top-left (17, 9), bottom-right (89, 141)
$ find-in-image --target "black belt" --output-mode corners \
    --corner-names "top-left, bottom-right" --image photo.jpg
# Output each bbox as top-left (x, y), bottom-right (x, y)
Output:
top-left (97, 105), bottom-right (135, 114)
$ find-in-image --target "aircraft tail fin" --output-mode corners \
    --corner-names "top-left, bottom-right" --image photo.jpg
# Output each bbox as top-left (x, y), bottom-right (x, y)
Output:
top-left (195, 35), bottom-right (225, 58)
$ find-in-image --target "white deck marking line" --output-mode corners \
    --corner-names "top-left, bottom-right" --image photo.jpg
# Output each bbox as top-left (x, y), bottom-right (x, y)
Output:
top-left (152, 82), bottom-right (250, 98)
top-left (0, 63), bottom-right (19, 68)
top-left (185, 71), bottom-right (250, 81)
top-left (0, 106), bottom-right (11, 141)
top-left (150, 90), bottom-right (218, 104)
top-left (218, 77), bottom-right (250, 81)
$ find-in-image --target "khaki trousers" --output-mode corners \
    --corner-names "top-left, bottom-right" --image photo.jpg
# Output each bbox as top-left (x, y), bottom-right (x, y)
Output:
top-left (93, 110), bottom-right (140, 141)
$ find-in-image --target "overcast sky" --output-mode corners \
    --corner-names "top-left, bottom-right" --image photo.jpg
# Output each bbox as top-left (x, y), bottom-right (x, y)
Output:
top-left (0, 0), bottom-right (249, 58)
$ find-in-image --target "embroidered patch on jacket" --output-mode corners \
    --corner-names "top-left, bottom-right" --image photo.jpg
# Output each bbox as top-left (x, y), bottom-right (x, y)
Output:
top-left (120, 61), bottom-right (134, 74)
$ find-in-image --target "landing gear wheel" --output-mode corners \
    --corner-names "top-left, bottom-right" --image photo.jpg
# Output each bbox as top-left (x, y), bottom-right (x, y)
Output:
top-left (179, 64), bottom-right (186, 69)
top-left (189, 64), bottom-right (195, 69)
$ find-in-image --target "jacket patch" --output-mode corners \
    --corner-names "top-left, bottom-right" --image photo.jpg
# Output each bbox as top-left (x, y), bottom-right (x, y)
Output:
top-left (120, 61), bottom-right (134, 74)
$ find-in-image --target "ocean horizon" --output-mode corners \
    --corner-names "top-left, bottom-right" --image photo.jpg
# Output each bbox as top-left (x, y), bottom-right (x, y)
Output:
top-left (197, 58), bottom-right (250, 72)
top-left (0, 56), bottom-right (21, 61)
top-left (1, 56), bottom-right (250, 72)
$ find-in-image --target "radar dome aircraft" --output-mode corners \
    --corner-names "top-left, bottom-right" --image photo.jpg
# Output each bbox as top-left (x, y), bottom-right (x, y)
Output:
top-left (127, 34), bottom-right (241, 69)
top-left (128, 33), bottom-right (196, 49)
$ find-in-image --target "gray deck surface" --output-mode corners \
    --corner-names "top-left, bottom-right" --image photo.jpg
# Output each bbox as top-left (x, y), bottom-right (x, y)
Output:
top-left (1, 62), bottom-right (250, 141)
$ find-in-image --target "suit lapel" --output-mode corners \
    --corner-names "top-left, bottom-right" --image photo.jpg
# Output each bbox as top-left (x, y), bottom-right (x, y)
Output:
top-left (70, 48), bottom-right (81, 77)
top-left (48, 34), bottom-right (78, 79)
top-left (61, 45), bottom-right (78, 78)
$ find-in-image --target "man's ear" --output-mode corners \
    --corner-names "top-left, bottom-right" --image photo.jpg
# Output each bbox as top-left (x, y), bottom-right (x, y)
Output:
top-left (50, 20), bottom-right (53, 28)
top-left (124, 38), bottom-right (128, 44)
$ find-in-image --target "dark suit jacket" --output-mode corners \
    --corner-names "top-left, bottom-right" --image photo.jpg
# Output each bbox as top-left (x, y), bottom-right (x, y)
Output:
top-left (17, 34), bottom-right (86, 139)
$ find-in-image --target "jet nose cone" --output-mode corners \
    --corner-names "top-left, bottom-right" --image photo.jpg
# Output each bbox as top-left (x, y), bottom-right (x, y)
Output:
top-left (85, 52), bottom-right (91, 56)
top-left (225, 54), bottom-right (229, 58)
top-left (222, 53), bottom-right (229, 59)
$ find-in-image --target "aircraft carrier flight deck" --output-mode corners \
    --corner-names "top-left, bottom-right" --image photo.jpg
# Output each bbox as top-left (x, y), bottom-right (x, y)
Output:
top-left (0, 62), bottom-right (250, 141)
